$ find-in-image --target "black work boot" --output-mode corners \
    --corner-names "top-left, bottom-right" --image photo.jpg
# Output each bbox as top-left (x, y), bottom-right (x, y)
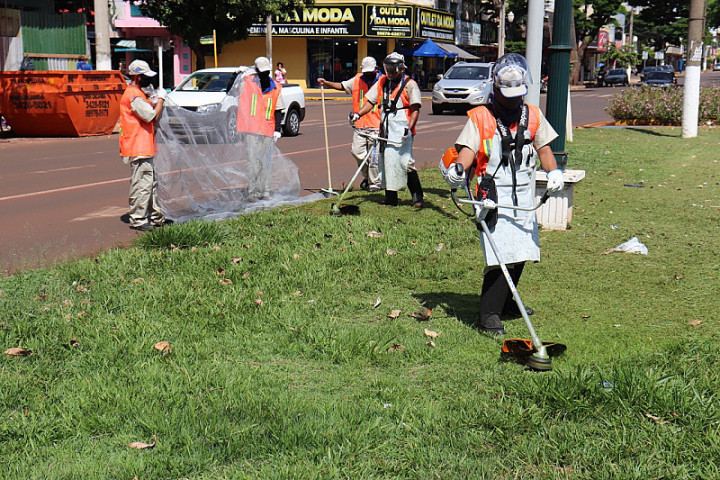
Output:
top-left (382, 190), bottom-right (398, 206)
top-left (407, 170), bottom-right (424, 208)
top-left (478, 313), bottom-right (505, 335)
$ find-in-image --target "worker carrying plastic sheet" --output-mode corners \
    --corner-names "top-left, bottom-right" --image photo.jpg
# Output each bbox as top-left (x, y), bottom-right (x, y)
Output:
top-left (152, 60), bottom-right (314, 222)
top-left (440, 53), bottom-right (565, 335)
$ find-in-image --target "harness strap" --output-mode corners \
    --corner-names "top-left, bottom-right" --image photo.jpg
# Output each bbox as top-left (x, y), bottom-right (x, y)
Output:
top-left (492, 104), bottom-right (529, 206)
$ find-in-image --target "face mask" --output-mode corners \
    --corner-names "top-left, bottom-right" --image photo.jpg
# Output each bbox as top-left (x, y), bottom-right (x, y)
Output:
top-left (491, 88), bottom-right (523, 124)
top-left (139, 75), bottom-right (154, 88)
top-left (258, 71), bottom-right (271, 90)
top-left (384, 66), bottom-right (402, 81)
top-left (362, 72), bottom-right (376, 84)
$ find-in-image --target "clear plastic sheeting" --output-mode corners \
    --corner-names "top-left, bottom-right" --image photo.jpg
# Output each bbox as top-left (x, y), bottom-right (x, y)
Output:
top-left (153, 74), bottom-right (319, 222)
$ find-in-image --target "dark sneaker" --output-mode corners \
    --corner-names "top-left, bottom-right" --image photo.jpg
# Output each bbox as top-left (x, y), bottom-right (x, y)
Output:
top-left (412, 192), bottom-right (424, 208)
top-left (359, 179), bottom-right (369, 191)
top-left (130, 224), bottom-right (153, 232)
top-left (479, 326), bottom-right (506, 335)
top-left (478, 313), bottom-right (505, 335)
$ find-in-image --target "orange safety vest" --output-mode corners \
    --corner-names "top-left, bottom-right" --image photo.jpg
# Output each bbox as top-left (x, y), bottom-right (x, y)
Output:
top-left (236, 75), bottom-right (282, 137)
top-left (376, 74), bottom-right (416, 135)
top-left (467, 104), bottom-right (541, 176)
top-left (119, 85), bottom-right (155, 157)
top-left (352, 73), bottom-right (380, 129)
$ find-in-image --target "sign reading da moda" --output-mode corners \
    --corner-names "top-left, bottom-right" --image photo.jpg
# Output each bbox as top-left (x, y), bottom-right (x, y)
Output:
top-left (365, 5), bottom-right (413, 38)
top-left (248, 5), bottom-right (364, 37)
top-left (416, 7), bottom-right (455, 41)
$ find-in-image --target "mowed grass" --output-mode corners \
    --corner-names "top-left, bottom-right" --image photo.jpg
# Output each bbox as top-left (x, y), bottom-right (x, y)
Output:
top-left (1, 127), bottom-right (720, 479)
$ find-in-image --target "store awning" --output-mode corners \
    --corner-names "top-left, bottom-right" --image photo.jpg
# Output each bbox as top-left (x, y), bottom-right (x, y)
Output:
top-left (437, 43), bottom-right (479, 60)
top-left (409, 39), bottom-right (458, 58)
top-left (116, 40), bottom-right (136, 49)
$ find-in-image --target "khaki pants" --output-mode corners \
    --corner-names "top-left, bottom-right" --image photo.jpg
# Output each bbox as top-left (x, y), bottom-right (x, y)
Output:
top-left (129, 157), bottom-right (164, 227)
top-left (351, 128), bottom-right (382, 191)
top-left (245, 134), bottom-right (273, 199)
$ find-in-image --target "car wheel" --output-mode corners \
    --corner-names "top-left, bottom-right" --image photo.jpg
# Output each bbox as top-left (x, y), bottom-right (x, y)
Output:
top-left (432, 104), bottom-right (443, 115)
top-left (225, 107), bottom-right (239, 143)
top-left (283, 108), bottom-right (300, 136)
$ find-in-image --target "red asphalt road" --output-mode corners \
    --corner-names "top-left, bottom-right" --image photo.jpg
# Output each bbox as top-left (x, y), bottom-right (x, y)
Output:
top-left (0, 92), bottom-right (616, 274)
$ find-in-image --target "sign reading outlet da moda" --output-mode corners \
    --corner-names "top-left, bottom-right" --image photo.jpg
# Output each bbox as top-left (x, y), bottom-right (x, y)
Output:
top-left (248, 4), bottom-right (454, 40)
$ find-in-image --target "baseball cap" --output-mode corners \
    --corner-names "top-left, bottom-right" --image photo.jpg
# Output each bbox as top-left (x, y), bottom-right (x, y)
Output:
top-left (127, 60), bottom-right (157, 77)
top-left (254, 56), bottom-right (272, 73)
top-left (361, 56), bottom-right (377, 73)
top-left (493, 53), bottom-right (531, 98)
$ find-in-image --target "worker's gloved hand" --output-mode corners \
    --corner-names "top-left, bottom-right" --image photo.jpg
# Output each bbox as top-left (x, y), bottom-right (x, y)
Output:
top-left (444, 163), bottom-right (466, 189)
top-left (273, 131), bottom-right (282, 143)
top-left (156, 88), bottom-right (167, 100)
top-left (348, 112), bottom-right (360, 127)
top-left (546, 169), bottom-right (564, 193)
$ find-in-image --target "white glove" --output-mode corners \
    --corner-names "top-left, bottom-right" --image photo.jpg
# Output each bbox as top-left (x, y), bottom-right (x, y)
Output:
top-left (546, 169), bottom-right (564, 193)
top-left (156, 88), bottom-right (167, 100)
top-left (444, 163), bottom-right (466, 189)
top-left (273, 131), bottom-right (282, 143)
top-left (348, 112), bottom-right (360, 127)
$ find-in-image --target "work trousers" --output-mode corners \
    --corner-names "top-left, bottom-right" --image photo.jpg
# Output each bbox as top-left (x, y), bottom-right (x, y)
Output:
top-left (245, 134), bottom-right (273, 199)
top-left (129, 157), bottom-right (164, 227)
top-left (351, 128), bottom-right (382, 191)
top-left (479, 261), bottom-right (525, 328)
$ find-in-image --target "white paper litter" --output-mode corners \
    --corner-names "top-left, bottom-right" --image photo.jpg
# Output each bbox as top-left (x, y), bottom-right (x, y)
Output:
top-left (605, 237), bottom-right (648, 255)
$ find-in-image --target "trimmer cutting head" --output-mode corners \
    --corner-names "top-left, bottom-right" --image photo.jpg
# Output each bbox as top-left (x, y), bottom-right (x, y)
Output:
top-left (329, 203), bottom-right (360, 216)
top-left (501, 339), bottom-right (566, 372)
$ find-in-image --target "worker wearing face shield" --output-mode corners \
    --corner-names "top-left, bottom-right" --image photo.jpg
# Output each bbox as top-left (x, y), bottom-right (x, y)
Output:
top-left (352, 53), bottom-right (424, 207)
top-left (441, 53), bottom-right (565, 335)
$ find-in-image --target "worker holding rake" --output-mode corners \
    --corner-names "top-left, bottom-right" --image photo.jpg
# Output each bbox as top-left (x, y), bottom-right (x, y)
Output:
top-left (442, 53), bottom-right (564, 335)
top-left (318, 56), bottom-right (382, 192)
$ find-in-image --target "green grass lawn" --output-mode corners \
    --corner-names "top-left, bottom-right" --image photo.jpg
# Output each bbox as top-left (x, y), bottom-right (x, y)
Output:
top-left (1, 127), bottom-right (720, 479)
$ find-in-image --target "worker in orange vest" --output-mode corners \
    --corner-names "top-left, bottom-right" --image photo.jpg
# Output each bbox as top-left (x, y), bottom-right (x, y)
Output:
top-left (353, 53), bottom-right (424, 207)
top-left (442, 53), bottom-right (564, 335)
top-left (236, 56), bottom-right (284, 201)
top-left (119, 59), bottom-right (167, 232)
top-left (317, 56), bottom-right (382, 192)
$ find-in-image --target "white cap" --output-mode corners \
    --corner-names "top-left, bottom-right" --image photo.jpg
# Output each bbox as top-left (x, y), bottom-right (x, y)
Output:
top-left (360, 56), bottom-right (377, 73)
top-left (128, 60), bottom-right (157, 77)
top-left (254, 56), bottom-right (272, 73)
top-left (493, 53), bottom-right (531, 98)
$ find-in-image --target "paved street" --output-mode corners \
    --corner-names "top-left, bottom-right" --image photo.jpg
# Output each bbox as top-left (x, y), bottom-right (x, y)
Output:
top-left (2, 73), bottom-right (718, 274)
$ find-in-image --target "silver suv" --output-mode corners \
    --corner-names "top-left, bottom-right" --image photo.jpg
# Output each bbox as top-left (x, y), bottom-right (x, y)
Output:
top-left (432, 62), bottom-right (494, 115)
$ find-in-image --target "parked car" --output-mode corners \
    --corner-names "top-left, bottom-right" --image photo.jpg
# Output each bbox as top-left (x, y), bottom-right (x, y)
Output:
top-left (604, 68), bottom-right (629, 87)
top-left (713, 62), bottom-right (720, 71)
top-left (639, 65), bottom-right (661, 82)
top-left (642, 71), bottom-right (676, 88)
top-left (166, 67), bottom-right (305, 142)
top-left (431, 62), bottom-right (494, 115)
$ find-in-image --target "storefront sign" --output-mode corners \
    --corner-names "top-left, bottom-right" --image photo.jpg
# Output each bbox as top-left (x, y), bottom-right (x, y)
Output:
top-left (456, 20), bottom-right (481, 46)
top-left (415, 7), bottom-right (455, 42)
top-left (597, 30), bottom-right (609, 52)
top-left (249, 5), bottom-right (363, 37)
top-left (365, 5), bottom-right (413, 38)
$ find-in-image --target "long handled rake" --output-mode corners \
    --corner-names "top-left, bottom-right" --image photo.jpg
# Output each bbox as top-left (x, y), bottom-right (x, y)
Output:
top-left (320, 86), bottom-right (338, 197)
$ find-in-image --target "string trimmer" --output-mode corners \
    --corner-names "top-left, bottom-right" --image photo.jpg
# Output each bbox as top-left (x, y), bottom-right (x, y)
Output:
top-left (448, 165), bottom-right (565, 371)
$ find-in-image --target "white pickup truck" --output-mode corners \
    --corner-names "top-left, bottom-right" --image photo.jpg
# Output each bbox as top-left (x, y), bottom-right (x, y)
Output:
top-left (166, 67), bottom-right (305, 141)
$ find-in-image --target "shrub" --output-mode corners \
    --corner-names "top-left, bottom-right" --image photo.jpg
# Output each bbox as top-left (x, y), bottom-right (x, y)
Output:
top-left (605, 84), bottom-right (720, 125)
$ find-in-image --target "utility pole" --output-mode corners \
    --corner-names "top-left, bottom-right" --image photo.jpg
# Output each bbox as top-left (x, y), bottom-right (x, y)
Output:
top-left (93, 0), bottom-right (112, 70)
top-left (545, 0), bottom-right (572, 169)
top-left (498, 0), bottom-right (506, 58)
top-left (682, 0), bottom-right (707, 138)
top-left (525, 0), bottom-right (545, 105)
top-left (266, 16), bottom-right (273, 66)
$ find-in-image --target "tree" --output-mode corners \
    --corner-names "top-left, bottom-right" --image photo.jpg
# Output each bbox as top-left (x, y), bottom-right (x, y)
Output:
top-left (706, 0), bottom-right (720, 29)
top-left (131, 0), bottom-right (309, 70)
top-left (627, 0), bottom-right (689, 51)
top-left (570, 0), bottom-right (624, 85)
top-left (600, 44), bottom-right (640, 68)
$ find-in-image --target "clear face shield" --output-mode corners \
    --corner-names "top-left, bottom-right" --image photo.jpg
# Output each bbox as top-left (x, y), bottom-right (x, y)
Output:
top-left (493, 53), bottom-right (532, 99)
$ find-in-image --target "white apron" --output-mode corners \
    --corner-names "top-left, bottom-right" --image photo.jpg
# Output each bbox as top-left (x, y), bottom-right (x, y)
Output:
top-left (379, 108), bottom-right (412, 191)
top-left (479, 128), bottom-right (540, 266)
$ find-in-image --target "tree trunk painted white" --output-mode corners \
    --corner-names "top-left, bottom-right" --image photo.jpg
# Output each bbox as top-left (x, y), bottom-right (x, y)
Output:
top-left (93, 0), bottom-right (112, 70)
top-left (682, 65), bottom-right (701, 138)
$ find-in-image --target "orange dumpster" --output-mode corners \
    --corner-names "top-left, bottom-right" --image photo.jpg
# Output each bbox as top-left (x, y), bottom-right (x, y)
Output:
top-left (0, 71), bottom-right (127, 137)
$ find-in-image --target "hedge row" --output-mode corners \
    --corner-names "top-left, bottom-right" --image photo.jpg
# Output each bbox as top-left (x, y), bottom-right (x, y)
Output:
top-left (605, 84), bottom-right (720, 125)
